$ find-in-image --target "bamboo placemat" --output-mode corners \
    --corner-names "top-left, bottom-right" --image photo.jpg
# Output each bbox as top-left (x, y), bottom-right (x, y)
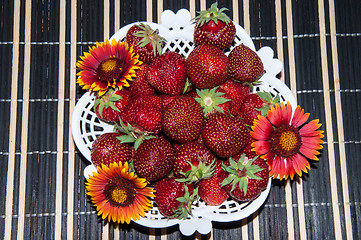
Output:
top-left (1, 0), bottom-right (360, 239)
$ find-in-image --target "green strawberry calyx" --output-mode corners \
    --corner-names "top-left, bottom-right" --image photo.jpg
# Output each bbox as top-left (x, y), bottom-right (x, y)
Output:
top-left (132, 23), bottom-right (166, 57)
top-left (177, 158), bottom-right (216, 184)
top-left (194, 2), bottom-right (231, 27)
top-left (173, 185), bottom-right (199, 220)
top-left (93, 88), bottom-right (123, 117)
top-left (115, 120), bottom-right (157, 151)
top-left (195, 87), bottom-right (231, 117)
top-left (255, 91), bottom-right (281, 117)
top-left (221, 154), bottom-right (264, 195)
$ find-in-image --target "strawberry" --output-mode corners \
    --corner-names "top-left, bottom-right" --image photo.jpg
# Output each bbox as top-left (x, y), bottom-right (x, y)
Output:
top-left (237, 92), bottom-right (280, 126)
top-left (221, 154), bottom-right (269, 202)
top-left (125, 23), bottom-right (165, 63)
top-left (237, 133), bottom-right (258, 159)
top-left (146, 51), bottom-right (187, 95)
top-left (198, 160), bottom-right (229, 206)
top-left (93, 88), bottom-right (132, 123)
top-left (193, 2), bottom-right (236, 50)
top-left (90, 132), bottom-right (132, 167)
top-left (228, 44), bottom-right (264, 83)
top-left (173, 141), bottom-right (216, 181)
top-left (218, 78), bottom-right (250, 116)
top-left (159, 94), bottom-right (179, 108)
top-left (116, 95), bottom-right (163, 150)
top-left (128, 63), bottom-right (155, 100)
top-left (162, 96), bottom-right (204, 143)
top-left (133, 137), bottom-right (175, 182)
top-left (194, 87), bottom-right (232, 117)
top-left (154, 177), bottom-right (196, 219)
top-left (201, 113), bottom-right (249, 158)
top-left (186, 44), bottom-right (229, 89)
top-left (120, 95), bottom-right (163, 134)
top-left (237, 93), bottom-right (265, 125)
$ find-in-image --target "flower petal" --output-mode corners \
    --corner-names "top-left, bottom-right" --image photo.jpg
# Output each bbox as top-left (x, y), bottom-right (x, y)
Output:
top-left (76, 39), bottom-right (142, 95)
top-left (291, 153), bottom-right (309, 177)
top-left (251, 115), bottom-right (273, 140)
top-left (252, 140), bottom-right (271, 155)
top-left (86, 161), bottom-right (154, 224)
top-left (267, 104), bottom-right (283, 127)
top-left (291, 105), bottom-right (310, 128)
top-left (299, 142), bottom-right (321, 160)
top-left (299, 119), bottom-right (323, 137)
top-left (281, 102), bottom-right (293, 125)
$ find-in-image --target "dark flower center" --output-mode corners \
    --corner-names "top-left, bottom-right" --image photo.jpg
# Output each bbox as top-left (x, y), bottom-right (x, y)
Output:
top-left (103, 176), bottom-right (136, 207)
top-left (271, 124), bottom-right (302, 158)
top-left (97, 58), bottom-right (124, 82)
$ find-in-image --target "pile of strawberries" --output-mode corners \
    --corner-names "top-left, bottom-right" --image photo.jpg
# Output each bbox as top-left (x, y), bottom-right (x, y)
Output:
top-left (91, 2), bottom-right (280, 219)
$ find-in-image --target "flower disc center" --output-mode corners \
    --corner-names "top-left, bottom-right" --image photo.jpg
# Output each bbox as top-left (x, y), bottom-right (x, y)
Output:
top-left (104, 176), bottom-right (136, 207)
top-left (97, 58), bottom-right (124, 82)
top-left (271, 124), bottom-right (301, 158)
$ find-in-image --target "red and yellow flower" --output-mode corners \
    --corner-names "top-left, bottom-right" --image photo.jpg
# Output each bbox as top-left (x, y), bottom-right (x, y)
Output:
top-left (251, 102), bottom-right (324, 180)
top-left (86, 161), bottom-right (155, 224)
top-left (76, 39), bottom-right (142, 96)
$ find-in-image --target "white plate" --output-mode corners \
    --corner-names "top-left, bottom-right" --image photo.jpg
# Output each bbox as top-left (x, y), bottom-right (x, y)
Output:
top-left (71, 8), bottom-right (297, 236)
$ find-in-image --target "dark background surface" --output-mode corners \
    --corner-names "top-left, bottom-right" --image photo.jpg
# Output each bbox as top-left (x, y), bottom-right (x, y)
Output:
top-left (1, 0), bottom-right (360, 239)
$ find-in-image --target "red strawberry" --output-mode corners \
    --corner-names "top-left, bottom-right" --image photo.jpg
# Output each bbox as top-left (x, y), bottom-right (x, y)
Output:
top-left (237, 92), bottom-right (280, 126)
top-left (193, 2), bottom-right (236, 50)
top-left (159, 94), bottom-right (179, 108)
top-left (162, 96), bottom-right (204, 143)
top-left (198, 160), bottom-right (229, 206)
top-left (194, 87), bottom-right (232, 117)
top-left (120, 95), bottom-right (163, 134)
top-left (186, 44), bottom-right (229, 89)
top-left (128, 63), bottom-right (155, 99)
top-left (219, 78), bottom-right (250, 103)
top-left (219, 78), bottom-right (250, 116)
top-left (125, 23), bottom-right (165, 63)
top-left (221, 154), bottom-right (269, 202)
top-left (228, 44), bottom-right (264, 83)
top-left (173, 141), bottom-right (216, 181)
top-left (146, 51), bottom-right (187, 95)
top-left (131, 95), bottom-right (162, 133)
top-left (94, 88), bottom-right (132, 123)
top-left (237, 93), bottom-right (265, 125)
top-left (237, 133), bottom-right (258, 159)
top-left (201, 113), bottom-right (249, 158)
top-left (90, 132), bottom-right (132, 167)
top-left (133, 137), bottom-right (175, 182)
top-left (154, 178), bottom-right (196, 219)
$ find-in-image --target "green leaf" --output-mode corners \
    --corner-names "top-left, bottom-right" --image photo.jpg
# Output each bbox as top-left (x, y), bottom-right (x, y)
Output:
top-left (134, 137), bottom-right (144, 151)
top-left (239, 177), bottom-right (249, 194)
top-left (246, 172), bottom-right (263, 180)
top-left (273, 94), bottom-right (281, 104)
top-left (109, 102), bottom-right (120, 112)
top-left (109, 94), bottom-right (122, 102)
top-left (221, 175), bottom-right (234, 187)
top-left (257, 91), bottom-right (273, 102)
top-left (93, 99), bottom-right (101, 110)
top-left (231, 177), bottom-right (241, 192)
top-left (117, 135), bottom-right (135, 143)
top-left (260, 106), bottom-right (270, 116)
top-left (98, 104), bottom-right (104, 116)
top-left (175, 178), bottom-right (189, 183)
top-left (176, 197), bottom-right (187, 203)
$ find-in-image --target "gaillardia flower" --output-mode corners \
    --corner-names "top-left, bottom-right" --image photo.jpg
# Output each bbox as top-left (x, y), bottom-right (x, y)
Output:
top-left (76, 39), bottom-right (142, 96)
top-left (86, 161), bottom-right (155, 224)
top-left (251, 102), bottom-right (324, 180)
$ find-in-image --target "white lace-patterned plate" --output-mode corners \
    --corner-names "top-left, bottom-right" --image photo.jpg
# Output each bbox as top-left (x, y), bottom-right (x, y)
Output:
top-left (71, 9), bottom-right (297, 236)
